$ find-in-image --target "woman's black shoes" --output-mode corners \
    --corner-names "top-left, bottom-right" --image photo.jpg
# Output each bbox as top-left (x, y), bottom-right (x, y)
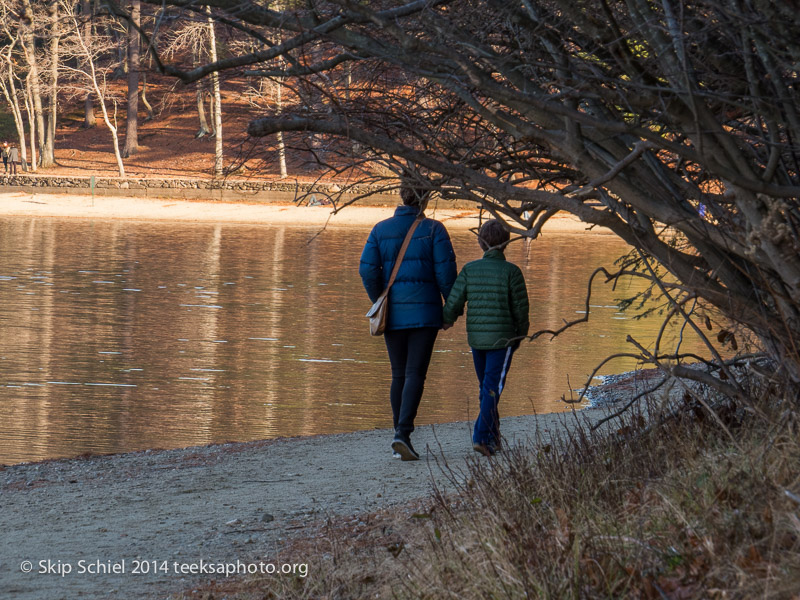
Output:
top-left (391, 438), bottom-right (420, 461)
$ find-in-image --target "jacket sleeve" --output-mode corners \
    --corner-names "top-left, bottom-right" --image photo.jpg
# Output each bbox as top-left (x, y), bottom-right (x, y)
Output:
top-left (442, 268), bottom-right (468, 324)
top-left (358, 228), bottom-right (384, 303)
top-left (510, 267), bottom-right (530, 337)
top-left (432, 222), bottom-right (458, 300)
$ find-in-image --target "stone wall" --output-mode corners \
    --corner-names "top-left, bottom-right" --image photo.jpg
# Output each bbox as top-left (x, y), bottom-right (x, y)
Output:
top-left (0, 174), bottom-right (480, 208)
top-left (0, 174), bottom-right (401, 205)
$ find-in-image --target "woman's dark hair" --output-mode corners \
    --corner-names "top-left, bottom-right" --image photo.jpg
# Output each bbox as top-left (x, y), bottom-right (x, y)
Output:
top-left (399, 168), bottom-right (432, 207)
top-left (400, 184), bottom-right (431, 207)
top-left (478, 219), bottom-right (510, 250)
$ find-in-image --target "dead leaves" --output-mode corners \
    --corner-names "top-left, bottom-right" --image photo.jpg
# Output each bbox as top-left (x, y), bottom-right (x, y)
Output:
top-left (717, 329), bottom-right (739, 351)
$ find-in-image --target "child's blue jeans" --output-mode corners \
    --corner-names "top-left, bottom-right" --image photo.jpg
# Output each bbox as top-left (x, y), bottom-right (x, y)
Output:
top-left (471, 345), bottom-right (516, 445)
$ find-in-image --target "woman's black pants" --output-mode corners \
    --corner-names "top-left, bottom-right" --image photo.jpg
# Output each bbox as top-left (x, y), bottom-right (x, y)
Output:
top-left (383, 327), bottom-right (438, 441)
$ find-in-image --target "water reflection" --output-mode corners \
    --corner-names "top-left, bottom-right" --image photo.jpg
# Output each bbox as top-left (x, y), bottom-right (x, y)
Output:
top-left (0, 217), bottom-right (706, 464)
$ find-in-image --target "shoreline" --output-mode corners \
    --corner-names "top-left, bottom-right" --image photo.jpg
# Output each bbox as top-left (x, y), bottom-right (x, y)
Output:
top-left (1, 368), bottom-right (650, 470)
top-left (1, 405), bottom-right (626, 600)
top-left (0, 190), bottom-right (612, 233)
top-left (0, 368), bottom-right (665, 600)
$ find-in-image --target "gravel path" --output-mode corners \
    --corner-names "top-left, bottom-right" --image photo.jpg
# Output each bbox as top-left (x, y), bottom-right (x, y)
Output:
top-left (0, 407), bottom-right (617, 600)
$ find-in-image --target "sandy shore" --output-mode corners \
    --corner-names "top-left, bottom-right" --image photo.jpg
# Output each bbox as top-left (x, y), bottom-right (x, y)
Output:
top-left (0, 190), bottom-right (609, 233)
top-left (0, 405), bottom-right (628, 600)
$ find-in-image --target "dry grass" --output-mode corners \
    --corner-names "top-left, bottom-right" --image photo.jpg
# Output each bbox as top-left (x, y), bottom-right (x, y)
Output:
top-left (175, 381), bottom-right (800, 600)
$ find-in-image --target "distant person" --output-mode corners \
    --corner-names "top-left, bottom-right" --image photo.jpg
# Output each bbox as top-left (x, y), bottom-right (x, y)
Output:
top-left (359, 179), bottom-right (457, 461)
top-left (8, 143), bottom-right (19, 175)
top-left (1, 141), bottom-right (8, 174)
top-left (443, 219), bottom-right (529, 457)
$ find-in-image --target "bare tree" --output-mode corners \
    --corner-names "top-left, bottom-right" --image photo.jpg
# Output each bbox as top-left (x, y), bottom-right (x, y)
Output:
top-left (0, 25), bottom-right (28, 167)
top-left (166, 20), bottom-right (213, 138)
top-left (206, 7), bottom-right (222, 176)
top-left (62, 2), bottom-right (126, 176)
top-left (140, 0), bottom-right (800, 392)
top-left (242, 69), bottom-right (288, 177)
top-left (18, 0), bottom-right (45, 171)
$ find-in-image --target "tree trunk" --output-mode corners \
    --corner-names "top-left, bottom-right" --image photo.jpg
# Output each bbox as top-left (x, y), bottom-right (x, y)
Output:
top-left (196, 84), bottom-right (211, 137)
top-left (122, 0), bottom-right (140, 157)
top-left (207, 10), bottom-right (223, 176)
top-left (100, 99), bottom-right (125, 177)
top-left (113, 23), bottom-right (127, 78)
top-left (41, 0), bottom-right (60, 168)
top-left (141, 72), bottom-right (154, 121)
top-left (84, 94), bottom-right (96, 128)
top-left (20, 0), bottom-right (45, 170)
top-left (275, 76), bottom-right (287, 178)
top-left (23, 72), bottom-right (36, 172)
top-left (82, 0), bottom-right (96, 128)
top-left (194, 48), bottom-right (211, 137)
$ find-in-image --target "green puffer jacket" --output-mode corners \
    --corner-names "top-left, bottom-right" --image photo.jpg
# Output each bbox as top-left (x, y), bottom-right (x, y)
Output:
top-left (442, 249), bottom-right (530, 349)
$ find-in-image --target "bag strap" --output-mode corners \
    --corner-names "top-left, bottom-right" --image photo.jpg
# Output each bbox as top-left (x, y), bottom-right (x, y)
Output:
top-left (381, 213), bottom-right (424, 297)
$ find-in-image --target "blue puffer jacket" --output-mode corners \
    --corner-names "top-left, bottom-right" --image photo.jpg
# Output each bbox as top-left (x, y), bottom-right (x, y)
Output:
top-left (360, 205), bottom-right (458, 330)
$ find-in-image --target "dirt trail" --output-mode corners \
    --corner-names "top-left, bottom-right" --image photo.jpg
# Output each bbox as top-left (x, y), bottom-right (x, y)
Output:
top-left (0, 408), bottom-right (616, 599)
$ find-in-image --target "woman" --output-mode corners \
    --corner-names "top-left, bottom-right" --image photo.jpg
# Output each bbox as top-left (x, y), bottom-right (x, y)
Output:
top-left (359, 182), bottom-right (457, 461)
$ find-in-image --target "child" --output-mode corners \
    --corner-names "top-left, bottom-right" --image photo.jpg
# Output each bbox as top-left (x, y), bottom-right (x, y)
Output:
top-left (443, 219), bottom-right (529, 456)
top-left (1, 141), bottom-right (9, 174)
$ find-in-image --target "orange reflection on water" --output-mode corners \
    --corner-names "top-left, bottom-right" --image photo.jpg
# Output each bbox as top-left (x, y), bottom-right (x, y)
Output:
top-left (0, 218), bottom-right (709, 464)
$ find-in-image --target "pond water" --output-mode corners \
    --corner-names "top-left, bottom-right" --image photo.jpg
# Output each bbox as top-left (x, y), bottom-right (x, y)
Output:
top-left (0, 216), bottom-right (704, 464)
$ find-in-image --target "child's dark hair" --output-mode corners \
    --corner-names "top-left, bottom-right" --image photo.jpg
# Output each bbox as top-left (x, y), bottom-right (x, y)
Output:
top-left (478, 219), bottom-right (510, 250)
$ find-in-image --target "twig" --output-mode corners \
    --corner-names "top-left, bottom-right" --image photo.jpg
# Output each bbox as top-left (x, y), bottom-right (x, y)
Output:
top-left (566, 352), bottom-right (646, 404)
top-left (530, 266), bottom-right (686, 342)
top-left (635, 249), bottom-right (743, 394)
top-left (531, 267), bottom-right (620, 340)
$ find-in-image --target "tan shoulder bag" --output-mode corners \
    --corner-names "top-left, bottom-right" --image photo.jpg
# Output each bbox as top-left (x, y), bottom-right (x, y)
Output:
top-left (365, 214), bottom-right (424, 336)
